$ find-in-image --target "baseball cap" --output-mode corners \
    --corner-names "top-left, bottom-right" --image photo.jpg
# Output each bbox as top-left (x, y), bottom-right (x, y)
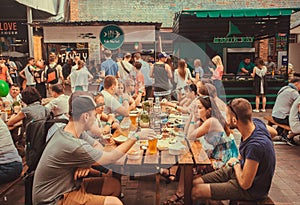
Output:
top-left (158, 52), bottom-right (168, 59)
top-left (70, 95), bottom-right (97, 117)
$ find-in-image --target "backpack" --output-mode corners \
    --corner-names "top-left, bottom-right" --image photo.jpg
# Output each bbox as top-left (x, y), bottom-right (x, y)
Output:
top-left (24, 110), bottom-right (68, 205)
top-left (25, 112), bottom-right (68, 172)
top-left (45, 64), bottom-right (59, 84)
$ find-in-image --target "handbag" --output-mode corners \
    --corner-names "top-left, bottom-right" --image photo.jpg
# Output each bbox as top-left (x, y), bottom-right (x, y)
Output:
top-left (199, 132), bottom-right (238, 169)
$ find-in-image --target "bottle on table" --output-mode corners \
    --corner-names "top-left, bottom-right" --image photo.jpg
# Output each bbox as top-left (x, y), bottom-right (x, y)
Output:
top-left (153, 97), bottom-right (161, 135)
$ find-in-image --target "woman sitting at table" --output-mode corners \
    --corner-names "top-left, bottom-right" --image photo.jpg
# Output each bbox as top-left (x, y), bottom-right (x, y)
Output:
top-left (7, 87), bottom-right (50, 129)
top-left (198, 83), bottom-right (226, 117)
top-left (124, 78), bottom-right (144, 108)
top-left (163, 96), bottom-right (237, 205)
top-left (161, 83), bottom-right (198, 114)
top-left (115, 80), bottom-right (136, 114)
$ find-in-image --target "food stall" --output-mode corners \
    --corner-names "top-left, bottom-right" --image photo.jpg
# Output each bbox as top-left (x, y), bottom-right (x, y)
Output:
top-left (173, 8), bottom-right (300, 107)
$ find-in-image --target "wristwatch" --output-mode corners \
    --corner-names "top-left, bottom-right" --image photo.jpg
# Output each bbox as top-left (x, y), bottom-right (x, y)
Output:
top-left (230, 160), bottom-right (240, 167)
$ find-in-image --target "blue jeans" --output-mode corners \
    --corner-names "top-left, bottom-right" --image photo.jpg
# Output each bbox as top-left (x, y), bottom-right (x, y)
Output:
top-left (0, 161), bottom-right (23, 184)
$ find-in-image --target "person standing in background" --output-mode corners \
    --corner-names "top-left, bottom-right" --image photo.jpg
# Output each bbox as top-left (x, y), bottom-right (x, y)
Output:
top-left (251, 58), bottom-right (267, 113)
top-left (194, 58), bottom-right (204, 82)
top-left (210, 55), bottom-right (224, 98)
top-left (99, 50), bottom-right (119, 91)
top-left (134, 52), bottom-right (153, 100)
top-left (19, 57), bottom-right (36, 88)
top-left (150, 52), bottom-right (173, 100)
top-left (265, 55), bottom-right (276, 74)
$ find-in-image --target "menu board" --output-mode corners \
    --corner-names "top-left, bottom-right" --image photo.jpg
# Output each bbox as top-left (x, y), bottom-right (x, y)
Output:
top-left (275, 33), bottom-right (288, 51)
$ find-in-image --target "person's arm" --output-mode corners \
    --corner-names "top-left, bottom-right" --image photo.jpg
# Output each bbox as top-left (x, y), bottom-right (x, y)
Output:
top-left (19, 68), bottom-right (26, 79)
top-left (250, 67), bottom-right (256, 78)
top-left (241, 67), bottom-right (249, 74)
top-left (266, 125), bottom-right (277, 138)
top-left (58, 66), bottom-right (64, 82)
top-left (7, 111), bottom-right (25, 126)
top-left (100, 65), bottom-right (105, 79)
top-left (6, 70), bottom-right (13, 85)
top-left (149, 64), bottom-right (154, 78)
top-left (227, 158), bottom-right (259, 190)
top-left (188, 117), bottom-right (224, 140)
top-left (165, 64), bottom-right (173, 79)
top-left (195, 72), bottom-right (200, 82)
top-left (94, 129), bottom-right (155, 165)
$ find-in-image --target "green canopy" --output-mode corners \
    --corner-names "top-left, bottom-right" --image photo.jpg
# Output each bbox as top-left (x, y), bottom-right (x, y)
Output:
top-left (182, 8), bottom-right (300, 18)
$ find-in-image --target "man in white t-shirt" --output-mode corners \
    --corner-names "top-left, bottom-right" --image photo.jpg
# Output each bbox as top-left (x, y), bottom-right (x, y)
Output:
top-left (45, 84), bottom-right (70, 117)
top-left (2, 83), bottom-right (22, 105)
top-left (101, 75), bottom-right (129, 117)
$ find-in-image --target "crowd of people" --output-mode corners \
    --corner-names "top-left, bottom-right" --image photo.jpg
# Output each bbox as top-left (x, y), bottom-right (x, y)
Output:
top-left (1, 50), bottom-right (297, 205)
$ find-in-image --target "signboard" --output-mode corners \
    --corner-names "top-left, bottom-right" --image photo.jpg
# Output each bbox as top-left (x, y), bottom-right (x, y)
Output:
top-left (213, 21), bottom-right (254, 43)
top-left (213, 37), bottom-right (254, 43)
top-left (275, 33), bottom-right (288, 51)
top-left (100, 25), bottom-right (124, 50)
top-left (0, 21), bottom-right (26, 38)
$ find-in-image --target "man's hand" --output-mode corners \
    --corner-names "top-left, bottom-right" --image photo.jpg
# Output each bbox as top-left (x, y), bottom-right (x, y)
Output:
top-left (227, 157), bottom-right (239, 167)
top-left (74, 167), bottom-right (90, 180)
top-left (136, 128), bottom-right (156, 140)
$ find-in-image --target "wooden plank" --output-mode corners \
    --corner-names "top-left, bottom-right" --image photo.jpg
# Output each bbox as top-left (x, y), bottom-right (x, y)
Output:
top-left (179, 141), bottom-right (211, 165)
top-left (161, 150), bottom-right (176, 166)
top-left (143, 150), bottom-right (159, 164)
top-left (126, 150), bottom-right (143, 165)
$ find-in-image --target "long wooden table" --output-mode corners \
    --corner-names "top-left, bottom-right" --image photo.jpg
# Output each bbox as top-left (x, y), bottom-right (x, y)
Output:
top-left (105, 140), bottom-right (211, 205)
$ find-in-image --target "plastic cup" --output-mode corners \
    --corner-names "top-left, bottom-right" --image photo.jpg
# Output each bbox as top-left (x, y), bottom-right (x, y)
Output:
top-left (129, 113), bottom-right (138, 127)
top-left (148, 137), bottom-right (158, 154)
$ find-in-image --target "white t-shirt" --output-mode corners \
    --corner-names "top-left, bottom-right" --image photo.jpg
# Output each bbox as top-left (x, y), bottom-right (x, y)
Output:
top-left (101, 90), bottom-right (122, 114)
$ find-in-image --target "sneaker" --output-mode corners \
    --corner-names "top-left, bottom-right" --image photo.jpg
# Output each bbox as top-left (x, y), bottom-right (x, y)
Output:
top-left (281, 135), bottom-right (298, 146)
top-left (253, 109), bottom-right (259, 113)
top-left (261, 109), bottom-right (266, 112)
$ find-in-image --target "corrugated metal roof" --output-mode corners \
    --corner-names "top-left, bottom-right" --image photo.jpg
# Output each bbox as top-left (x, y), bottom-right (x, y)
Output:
top-left (39, 20), bottom-right (162, 29)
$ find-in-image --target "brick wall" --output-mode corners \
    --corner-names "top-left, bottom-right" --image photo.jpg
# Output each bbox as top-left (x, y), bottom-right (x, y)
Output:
top-left (71, 0), bottom-right (300, 27)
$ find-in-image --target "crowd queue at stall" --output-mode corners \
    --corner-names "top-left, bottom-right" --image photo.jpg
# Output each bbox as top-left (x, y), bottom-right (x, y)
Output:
top-left (1, 50), bottom-right (299, 205)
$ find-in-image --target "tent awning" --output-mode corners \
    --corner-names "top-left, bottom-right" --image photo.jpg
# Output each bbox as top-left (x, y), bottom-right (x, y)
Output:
top-left (182, 8), bottom-right (300, 18)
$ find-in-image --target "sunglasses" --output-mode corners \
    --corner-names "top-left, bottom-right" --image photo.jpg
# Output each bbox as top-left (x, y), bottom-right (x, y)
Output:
top-left (227, 99), bottom-right (238, 120)
top-left (96, 103), bottom-right (105, 108)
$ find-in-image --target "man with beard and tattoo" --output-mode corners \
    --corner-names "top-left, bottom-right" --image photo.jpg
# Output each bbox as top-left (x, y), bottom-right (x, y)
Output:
top-left (192, 98), bottom-right (276, 203)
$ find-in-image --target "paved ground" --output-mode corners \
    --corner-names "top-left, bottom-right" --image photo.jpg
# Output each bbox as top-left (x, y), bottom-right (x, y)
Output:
top-left (1, 110), bottom-right (300, 205)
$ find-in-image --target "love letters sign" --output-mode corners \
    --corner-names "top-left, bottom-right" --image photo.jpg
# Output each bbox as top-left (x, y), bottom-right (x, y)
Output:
top-left (0, 21), bottom-right (18, 35)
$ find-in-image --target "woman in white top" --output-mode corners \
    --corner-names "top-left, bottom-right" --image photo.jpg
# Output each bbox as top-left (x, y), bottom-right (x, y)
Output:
top-left (174, 59), bottom-right (192, 90)
top-left (251, 58), bottom-right (267, 112)
top-left (68, 60), bottom-right (93, 92)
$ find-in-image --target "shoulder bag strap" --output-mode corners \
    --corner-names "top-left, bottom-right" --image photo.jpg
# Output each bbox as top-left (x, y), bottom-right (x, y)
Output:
top-left (120, 61), bottom-right (130, 74)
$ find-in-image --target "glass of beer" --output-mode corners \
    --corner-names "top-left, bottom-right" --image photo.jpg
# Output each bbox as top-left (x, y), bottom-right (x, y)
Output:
top-left (148, 136), bottom-right (158, 154)
top-left (129, 113), bottom-right (138, 127)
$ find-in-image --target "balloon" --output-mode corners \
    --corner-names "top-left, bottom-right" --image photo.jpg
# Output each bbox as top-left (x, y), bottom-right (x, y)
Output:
top-left (0, 80), bottom-right (9, 97)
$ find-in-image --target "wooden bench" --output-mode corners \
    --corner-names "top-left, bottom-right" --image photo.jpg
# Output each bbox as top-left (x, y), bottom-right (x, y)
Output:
top-left (263, 115), bottom-right (291, 132)
top-left (230, 196), bottom-right (275, 205)
top-left (0, 164), bottom-right (27, 201)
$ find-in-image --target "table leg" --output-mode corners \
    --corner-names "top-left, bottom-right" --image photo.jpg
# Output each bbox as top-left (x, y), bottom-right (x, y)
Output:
top-left (184, 165), bottom-right (193, 205)
top-left (156, 173), bottom-right (160, 205)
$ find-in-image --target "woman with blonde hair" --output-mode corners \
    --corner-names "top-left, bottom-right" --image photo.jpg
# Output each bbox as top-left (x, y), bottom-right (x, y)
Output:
top-left (209, 55), bottom-right (224, 98)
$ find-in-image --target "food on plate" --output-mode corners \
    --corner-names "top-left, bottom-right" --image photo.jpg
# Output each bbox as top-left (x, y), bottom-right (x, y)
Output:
top-left (113, 135), bottom-right (128, 144)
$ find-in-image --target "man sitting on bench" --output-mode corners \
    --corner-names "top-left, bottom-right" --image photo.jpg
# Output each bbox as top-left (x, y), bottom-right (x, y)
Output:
top-left (0, 118), bottom-right (23, 184)
top-left (192, 98), bottom-right (276, 203)
top-left (272, 78), bottom-right (300, 145)
top-left (288, 96), bottom-right (300, 146)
